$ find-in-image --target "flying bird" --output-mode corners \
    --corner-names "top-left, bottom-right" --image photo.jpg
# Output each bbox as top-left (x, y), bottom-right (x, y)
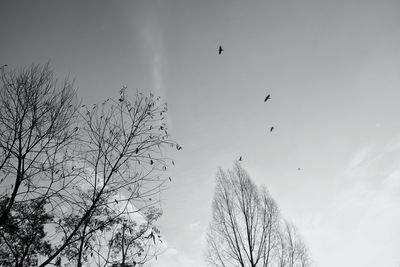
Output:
top-left (270, 126), bottom-right (274, 132)
top-left (169, 177), bottom-right (172, 182)
top-left (218, 45), bottom-right (224, 55)
top-left (239, 156), bottom-right (242, 161)
top-left (176, 144), bottom-right (182, 150)
top-left (114, 199), bottom-right (118, 204)
top-left (264, 94), bottom-right (271, 102)
top-left (150, 159), bottom-right (154, 165)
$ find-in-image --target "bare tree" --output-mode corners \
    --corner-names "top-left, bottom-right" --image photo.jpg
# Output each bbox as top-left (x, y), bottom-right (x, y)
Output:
top-left (277, 227), bottom-right (288, 267)
top-left (0, 63), bottom-right (78, 266)
top-left (206, 162), bottom-right (280, 267)
top-left (56, 203), bottom-right (113, 266)
top-left (259, 186), bottom-right (280, 267)
top-left (0, 63), bottom-right (77, 228)
top-left (297, 239), bottom-right (311, 267)
top-left (60, 205), bottom-right (163, 267)
top-left (277, 221), bottom-right (311, 267)
top-left (40, 87), bottom-right (177, 266)
top-left (0, 63), bottom-right (178, 266)
top-left (206, 163), bottom-right (311, 267)
top-left (101, 206), bottom-right (163, 266)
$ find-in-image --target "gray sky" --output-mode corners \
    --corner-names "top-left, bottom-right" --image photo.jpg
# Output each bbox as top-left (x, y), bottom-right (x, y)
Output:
top-left (1, 0), bottom-right (400, 266)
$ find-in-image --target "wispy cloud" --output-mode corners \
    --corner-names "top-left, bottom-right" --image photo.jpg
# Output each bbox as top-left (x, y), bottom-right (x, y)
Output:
top-left (348, 145), bottom-right (373, 169)
top-left (301, 139), bottom-right (400, 267)
top-left (138, 7), bottom-right (166, 99)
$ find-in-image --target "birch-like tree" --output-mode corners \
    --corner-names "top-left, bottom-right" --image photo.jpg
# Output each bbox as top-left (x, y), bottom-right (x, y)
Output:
top-left (206, 163), bottom-right (280, 267)
top-left (277, 221), bottom-right (311, 267)
top-left (206, 163), bottom-right (311, 267)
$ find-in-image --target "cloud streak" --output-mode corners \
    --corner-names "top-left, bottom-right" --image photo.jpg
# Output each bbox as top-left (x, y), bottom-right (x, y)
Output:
top-left (301, 139), bottom-right (400, 267)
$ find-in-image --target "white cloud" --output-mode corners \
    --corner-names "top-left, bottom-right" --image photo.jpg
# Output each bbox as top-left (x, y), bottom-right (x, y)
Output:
top-left (146, 222), bottom-right (208, 267)
top-left (382, 170), bottom-right (400, 191)
top-left (303, 140), bottom-right (400, 267)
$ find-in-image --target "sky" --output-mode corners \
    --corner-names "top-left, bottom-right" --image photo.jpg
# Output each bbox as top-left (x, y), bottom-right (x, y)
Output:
top-left (1, 0), bottom-right (400, 266)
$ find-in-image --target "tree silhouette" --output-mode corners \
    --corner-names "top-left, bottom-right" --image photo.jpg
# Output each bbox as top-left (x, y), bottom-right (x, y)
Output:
top-left (206, 162), bottom-right (311, 267)
top-left (277, 221), bottom-right (311, 267)
top-left (40, 87), bottom-right (176, 266)
top-left (0, 63), bottom-right (78, 229)
top-left (0, 198), bottom-right (53, 267)
top-left (0, 63), bottom-right (178, 266)
top-left (104, 207), bottom-right (163, 266)
top-left (206, 163), bottom-right (280, 267)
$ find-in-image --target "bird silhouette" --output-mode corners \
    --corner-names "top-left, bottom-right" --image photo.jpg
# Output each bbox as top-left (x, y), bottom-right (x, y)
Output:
top-left (150, 159), bottom-right (154, 165)
top-left (264, 94), bottom-right (271, 102)
top-left (239, 156), bottom-right (242, 161)
top-left (270, 126), bottom-right (274, 132)
top-left (218, 45), bottom-right (224, 55)
top-left (114, 199), bottom-right (118, 204)
top-left (147, 232), bottom-right (156, 244)
top-left (176, 144), bottom-right (182, 150)
top-left (55, 257), bottom-right (61, 267)
top-left (169, 177), bottom-right (172, 182)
